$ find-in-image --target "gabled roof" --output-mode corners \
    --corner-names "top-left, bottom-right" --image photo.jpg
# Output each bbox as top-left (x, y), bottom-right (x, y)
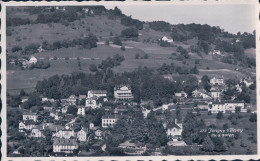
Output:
top-left (114, 84), bottom-right (131, 90)
top-left (89, 90), bottom-right (107, 94)
top-left (21, 120), bottom-right (36, 125)
top-left (167, 121), bottom-right (181, 129)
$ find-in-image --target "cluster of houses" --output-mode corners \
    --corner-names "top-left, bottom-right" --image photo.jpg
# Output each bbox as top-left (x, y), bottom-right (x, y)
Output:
top-left (16, 74), bottom-right (253, 155)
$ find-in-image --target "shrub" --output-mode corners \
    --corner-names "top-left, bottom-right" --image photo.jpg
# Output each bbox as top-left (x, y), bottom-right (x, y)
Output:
top-left (121, 28), bottom-right (138, 38)
top-left (12, 46), bottom-right (22, 52)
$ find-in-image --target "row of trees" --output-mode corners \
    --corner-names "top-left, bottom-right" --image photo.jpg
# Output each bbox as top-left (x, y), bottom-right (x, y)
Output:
top-left (157, 63), bottom-right (199, 75)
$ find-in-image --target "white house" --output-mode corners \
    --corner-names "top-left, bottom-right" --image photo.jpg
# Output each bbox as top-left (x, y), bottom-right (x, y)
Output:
top-left (31, 127), bottom-right (45, 138)
top-left (67, 95), bottom-right (77, 105)
top-left (53, 125), bottom-right (75, 139)
top-left (240, 78), bottom-right (254, 87)
top-left (85, 97), bottom-right (100, 109)
top-left (225, 101), bottom-right (245, 112)
top-left (210, 89), bottom-right (221, 100)
top-left (88, 90), bottom-right (107, 98)
top-left (77, 127), bottom-right (88, 142)
top-left (102, 115), bottom-right (118, 128)
top-left (161, 36), bottom-right (173, 43)
top-left (210, 76), bottom-right (224, 85)
top-left (29, 56), bottom-right (38, 64)
top-left (53, 138), bottom-right (78, 154)
top-left (19, 121), bottom-right (35, 132)
top-left (77, 106), bottom-right (85, 116)
top-left (119, 140), bottom-right (147, 155)
top-left (208, 102), bottom-right (226, 113)
top-left (166, 119), bottom-right (183, 141)
top-left (94, 128), bottom-right (103, 140)
top-left (174, 91), bottom-right (187, 98)
top-left (21, 96), bottom-right (29, 103)
top-left (114, 85), bottom-right (133, 100)
top-left (192, 89), bottom-right (211, 99)
top-left (23, 112), bottom-right (38, 122)
top-left (209, 50), bottom-right (223, 56)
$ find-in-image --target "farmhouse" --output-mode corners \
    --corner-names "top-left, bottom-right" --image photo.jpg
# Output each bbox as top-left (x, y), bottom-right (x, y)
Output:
top-left (102, 115), bottom-right (119, 128)
top-left (53, 138), bottom-right (78, 154)
top-left (192, 89), bottom-right (211, 99)
top-left (114, 85), bottom-right (133, 100)
top-left (23, 112), bottom-right (38, 122)
top-left (76, 127), bottom-right (88, 142)
top-left (88, 90), bottom-right (107, 98)
top-left (29, 56), bottom-right (38, 64)
top-left (210, 76), bottom-right (224, 85)
top-left (174, 91), bottom-right (187, 98)
top-left (161, 36), bottom-right (173, 43)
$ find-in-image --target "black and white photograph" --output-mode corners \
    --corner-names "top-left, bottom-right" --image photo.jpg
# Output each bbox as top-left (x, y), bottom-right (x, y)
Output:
top-left (1, 0), bottom-right (259, 160)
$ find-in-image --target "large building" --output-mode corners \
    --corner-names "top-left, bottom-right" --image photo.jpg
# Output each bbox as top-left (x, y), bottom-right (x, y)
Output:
top-left (53, 125), bottom-right (75, 139)
top-left (53, 138), bottom-right (78, 153)
top-left (88, 90), bottom-right (107, 98)
top-left (102, 115), bottom-right (119, 128)
top-left (208, 101), bottom-right (245, 113)
top-left (85, 97), bottom-right (100, 109)
top-left (210, 76), bottom-right (224, 85)
top-left (114, 85), bottom-right (133, 100)
top-left (23, 112), bottom-right (38, 122)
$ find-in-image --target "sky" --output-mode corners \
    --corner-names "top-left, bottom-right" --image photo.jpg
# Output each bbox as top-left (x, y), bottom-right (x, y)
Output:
top-left (104, 4), bottom-right (256, 34)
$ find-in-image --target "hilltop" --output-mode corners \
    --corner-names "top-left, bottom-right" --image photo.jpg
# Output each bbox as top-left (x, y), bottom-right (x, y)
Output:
top-left (6, 6), bottom-right (256, 94)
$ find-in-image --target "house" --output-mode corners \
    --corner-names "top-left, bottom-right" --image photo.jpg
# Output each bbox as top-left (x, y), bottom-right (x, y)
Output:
top-left (174, 91), bottom-right (187, 98)
top-left (61, 106), bottom-right (68, 114)
top-left (77, 106), bottom-right (85, 116)
top-left (93, 127), bottom-right (103, 140)
top-left (50, 110), bottom-right (62, 120)
top-left (31, 126), bottom-right (45, 138)
top-left (53, 125), bottom-right (75, 139)
top-left (119, 140), bottom-right (147, 155)
top-left (78, 95), bottom-right (87, 101)
top-left (37, 45), bottom-right (44, 52)
top-left (19, 120), bottom-right (35, 132)
top-left (77, 127), bottom-right (88, 142)
top-left (166, 119), bottom-right (183, 141)
top-left (88, 90), bottom-right (107, 98)
top-left (225, 101), bottom-right (245, 112)
top-left (53, 138), bottom-right (78, 154)
top-left (29, 56), bottom-right (37, 64)
top-left (102, 115), bottom-right (119, 128)
top-left (196, 102), bottom-right (208, 110)
top-left (208, 102), bottom-right (226, 113)
top-left (162, 103), bottom-right (174, 111)
top-left (210, 89), bottom-right (221, 99)
top-left (89, 123), bottom-right (95, 130)
top-left (85, 97), bottom-right (100, 109)
top-left (235, 84), bottom-right (242, 93)
top-left (208, 101), bottom-right (245, 113)
top-left (161, 36), bottom-right (173, 43)
top-left (114, 85), bottom-right (133, 100)
top-left (210, 76), bottom-right (224, 85)
top-left (192, 89), bottom-right (211, 99)
top-left (23, 112), bottom-right (38, 122)
top-left (240, 78), bottom-right (254, 87)
top-left (67, 95), bottom-right (77, 105)
top-left (209, 50), bottom-right (223, 56)
top-left (21, 96), bottom-right (29, 103)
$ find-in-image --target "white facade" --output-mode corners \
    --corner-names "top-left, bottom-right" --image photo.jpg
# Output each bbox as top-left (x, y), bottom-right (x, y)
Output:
top-left (85, 97), bottom-right (99, 109)
top-left (19, 121), bottom-right (35, 132)
top-left (88, 90), bottom-right (107, 98)
top-left (192, 90), bottom-right (211, 99)
top-left (94, 129), bottom-right (103, 140)
top-left (225, 102), bottom-right (245, 112)
top-left (114, 85), bottom-right (133, 100)
top-left (208, 101), bottom-right (245, 113)
top-left (166, 119), bottom-right (183, 140)
top-left (29, 56), bottom-right (37, 64)
top-left (210, 90), bottom-right (221, 99)
top-left (23, 113), bottom-right (38, 122)
top-left (77, 107), bottom-right (85, 116)
top-left (161, 36), bottom-right (173, 43)
top-left (102, 116), bottom-right (118, 128)
top-left (53, 126), bottom-right (75, 139)
top-left (208, 103), bottom-right (226, 113)
top-left (77, 128), bottom-right (88, 142)
top-left (210, 77), bottom-right (224, 85)
top-left (174, 91), bottom-right (187, 98)
top-left (53, 138), bottom-right (78, 154)
top-left (31, 128), bottom-right (44, 138)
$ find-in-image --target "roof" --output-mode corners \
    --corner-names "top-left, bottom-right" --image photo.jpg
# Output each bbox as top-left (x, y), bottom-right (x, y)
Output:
top-left (114, 84), bottom-right (131, 90)
top-left (102, 114), bottom-right (119, 119)
top-left (79, 95), bottom-right (87, 99)
top-left (21, 120), bottom-right (36, 125)
top-left (53, 138), bottom-right (78, 146)
top-left (167, 121), bottom-right (181, 129)
top-left (197, 102), bottom-right (208, 105)
top-left (89, 90), bottom-right (107, 94)
top-left (47, 123), bottom-right (63, 132)
top-left (23, 112), bottom-right (37, 115)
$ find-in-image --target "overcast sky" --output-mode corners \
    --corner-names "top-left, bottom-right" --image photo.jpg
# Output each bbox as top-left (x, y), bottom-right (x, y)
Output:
top-left (104, 4), bottom-right (256, 34)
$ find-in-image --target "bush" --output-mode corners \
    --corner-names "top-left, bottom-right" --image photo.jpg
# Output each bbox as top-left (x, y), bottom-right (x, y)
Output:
top-left (249, 113), bottom-right (257, 122)
top-left (149, 21), bottom-right (171, 32)
top-left (113, 37), bottom-right (122, 45)
top-left (121, 28), bottom-right (138, 38)
top-left (121, 46), bottom-right (125, 51)
top-left (12, 46), bottom-right (22, 52)
top-left (89, 64), bottom-right (98, 72)
top-left (121, 16), bottom-right (143, 30)
top-left (216, 112), bottom-right (224, 119)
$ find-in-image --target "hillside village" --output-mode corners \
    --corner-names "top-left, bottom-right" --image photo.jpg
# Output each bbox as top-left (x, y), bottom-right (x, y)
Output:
top-left (6, 6), bottom-right (257, 156)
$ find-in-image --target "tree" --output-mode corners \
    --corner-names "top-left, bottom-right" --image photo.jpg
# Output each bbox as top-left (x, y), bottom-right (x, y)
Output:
top-left (135, 53), bottom-right (140, 59)
top-left (175, 106), bottom-right (181, 122)
top-left (249, 113), bottom-right (257, 122)
top-left (67, 105), bottom-right (78, 116)
top-left (202, 135), bottom-right (214, 152)
top-left (113, 36), bottom-right (122, 46)
top-left (121, 28), bottom-right (138, 38)
top-left (182, 112), bottom-right (206, 145)
top-left (216, 111), bottom-right (224, 119)
top-left (89, 64), bottom-right (98, 72)
top-left (121, 46), bottom-right (125, 51)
